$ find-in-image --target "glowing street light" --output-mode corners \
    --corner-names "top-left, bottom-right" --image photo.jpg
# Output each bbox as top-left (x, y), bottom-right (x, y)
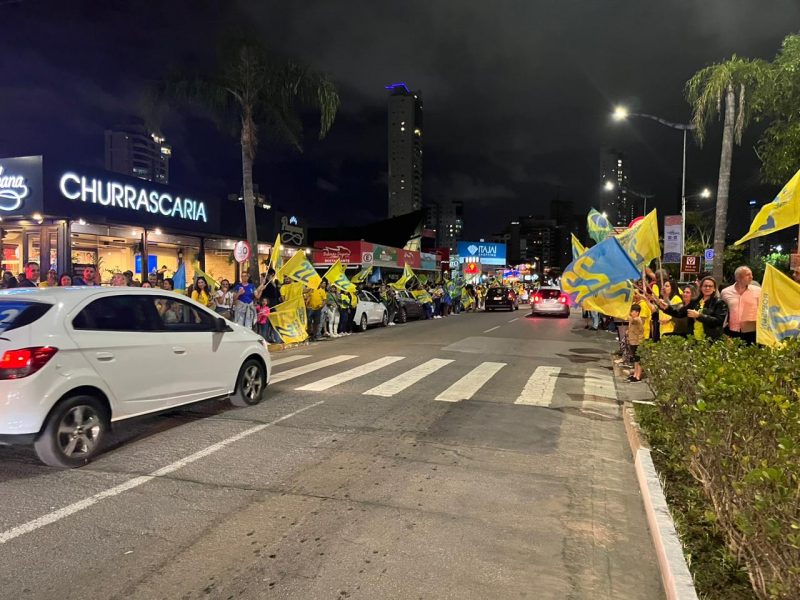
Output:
top-left (701, 188), bottom-right (711, 199)
top-left (603, 180), bottom-right (615, 191)
top-left (612, 106), bottom-right (629, 121)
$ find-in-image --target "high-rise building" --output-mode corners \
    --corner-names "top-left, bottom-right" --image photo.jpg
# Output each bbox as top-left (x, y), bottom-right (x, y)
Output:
top-left (437, 199), bottom-right (464, 252)
top-left (600, 150), bottom-right (631, 226)
top-left (105, 124), bottom-right (171, 184)
top-left (387, 83), bottom-right (423, 217)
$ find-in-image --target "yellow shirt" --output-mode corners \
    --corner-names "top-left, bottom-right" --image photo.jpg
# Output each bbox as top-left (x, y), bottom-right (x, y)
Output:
top-left (191, 290), bottom-right (211, 306)
top-left (659, 295), bottom-right (682, 334)
top-left (638, 300), bottom-right (652, 340)
top-left (693, 299), bottom-right (706, 340)
top-left (307, 288), bottom-right (327, 310)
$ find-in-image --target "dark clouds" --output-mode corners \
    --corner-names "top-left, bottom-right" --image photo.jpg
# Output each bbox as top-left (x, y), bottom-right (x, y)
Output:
top-left (1, 0), bottom-right (798, 236)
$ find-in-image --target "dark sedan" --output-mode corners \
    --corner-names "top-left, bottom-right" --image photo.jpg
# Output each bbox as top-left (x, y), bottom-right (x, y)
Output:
top-left (484, 287), bottom-right (519, 311)
top-left (395, 290), bottom-right (425, 322)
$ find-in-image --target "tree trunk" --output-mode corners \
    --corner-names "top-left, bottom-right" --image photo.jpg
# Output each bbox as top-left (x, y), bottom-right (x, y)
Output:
top-left (712, 83), bottom-right (735, 283)
top-left (241, 110), bottom-right (260, 284)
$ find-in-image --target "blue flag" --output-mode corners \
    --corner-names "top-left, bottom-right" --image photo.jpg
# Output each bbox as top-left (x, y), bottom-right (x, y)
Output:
top-left (172, 262), bottom-right (186, 293)
top-left (560, 237), bottom-right (640, 304)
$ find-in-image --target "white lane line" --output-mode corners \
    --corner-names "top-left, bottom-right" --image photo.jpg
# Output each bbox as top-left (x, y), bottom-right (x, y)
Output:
top-left (270, 354), bottom-right (312, 367)
top-left (483, 326), bottom-right (500, 333)
top-left (270, 355), bottom-right (357, 384)
top-left (0, 401), bottom-right (324, 545)
top-left (515, 366), bottom-right (561, 406)
top-left (363, 358), bottom-right (454, 397)
top-left (584, 368), bottom-right (617, 399)
top-left (508, 318), bottom-right (518, 323)
top-left (435, 362), bottom-right (506, 402)
top-left (296, 356), bottom-right (405, 392)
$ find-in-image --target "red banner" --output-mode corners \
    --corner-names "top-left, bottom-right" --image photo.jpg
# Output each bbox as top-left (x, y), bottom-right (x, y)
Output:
top-left (397, 248), bottom-right (421, 268)
top-left (312, 241), bottom-right (369, 265)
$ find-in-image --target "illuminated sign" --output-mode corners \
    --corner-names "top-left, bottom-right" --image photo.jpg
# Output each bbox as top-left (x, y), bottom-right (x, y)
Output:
top-left (0, 165), bottom-right (30, 211)
top-left (59, 172), bottom-right (207, 223)
top-left (457, 241), bottom-right (507, 266)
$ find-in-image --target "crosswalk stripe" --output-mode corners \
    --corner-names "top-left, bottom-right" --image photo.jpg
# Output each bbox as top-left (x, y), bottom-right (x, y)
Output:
top-left (583, 370), bottom-right (617, 399)
top-left (271, 355), bottom-right (358, 384)
top-left (363, 358), bottom-right (454, 397)
top-left (434, 362), bottom-right (506, 402)
top-left (514, 366), bottom-right (561, 406)
top-left (270, 354), bottom-right (312, 367)
top-left (296, 356), bottom-right (406, 391)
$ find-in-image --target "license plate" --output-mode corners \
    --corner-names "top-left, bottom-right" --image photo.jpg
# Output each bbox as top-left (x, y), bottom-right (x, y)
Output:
top-left (494, 296), bottom-right (502, 300)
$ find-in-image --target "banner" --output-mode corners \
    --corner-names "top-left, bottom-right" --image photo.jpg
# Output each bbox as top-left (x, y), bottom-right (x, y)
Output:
top-left (757, 264), bottom-right (800, 347)
top-left (581, 280), bottom-right (634, 320)
top-left (571, 233), bottom-right (586, 262)
top-left (276, 250), bottom-right (321, 289)
top-left (561, 237), bottom-right (640, 304)
top-left (615, 210), bottom-right (660, 269)
top-left (663, 215), bottom-right (682, 263)
top-left (736, 168), bottom-right (800, 245)
top-left (268, 234), bottom-right (283, 273)
top-left (351, 265), bottom-right (373, 284)
top-left (267, 297), bottom-right (308, 344)
top-left (322, 259), bottom-right (356, 293)
top-left (411, 289), bottom-right (433, 303)
top-left (390, 263), bottom-right (416, 290)
top-left (587, 208), bottom-right (613, 243)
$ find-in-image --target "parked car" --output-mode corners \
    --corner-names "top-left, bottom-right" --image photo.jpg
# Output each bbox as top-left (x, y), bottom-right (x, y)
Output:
top-left (529, 287), bottom-right (571, 318)
top-left (394, 290), bottom-right (424, 323)
top-left (0, 287), bottom-right (271, 468)
top-left (484, 287), bottom-right (519, 311)
top-left (353, 290), bottom-right (389, 331)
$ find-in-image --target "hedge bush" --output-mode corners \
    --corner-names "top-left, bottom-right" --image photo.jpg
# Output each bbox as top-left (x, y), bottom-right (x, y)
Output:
top-left (639, 337), bottom-right (800, 600)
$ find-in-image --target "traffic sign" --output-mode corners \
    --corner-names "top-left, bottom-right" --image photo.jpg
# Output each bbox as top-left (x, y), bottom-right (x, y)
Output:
top-left (233, 240), bottom-right (251, 263)
top-left (681, 255), bottom-right (702, 274)
top-left (704, 248), bottom-right (714, 262)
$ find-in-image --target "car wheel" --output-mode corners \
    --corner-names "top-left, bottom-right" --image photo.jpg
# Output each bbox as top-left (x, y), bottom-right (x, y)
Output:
top-left (33, 395), bottom-right (109, 468)
top-left (398, 308), bottom-right (407, 323)
top-left (230, 358), bottom-right (267, 407)
top-left (359, 314), bottom-right (368, 332)
top-left (381, 311), bottom-right (389, 327)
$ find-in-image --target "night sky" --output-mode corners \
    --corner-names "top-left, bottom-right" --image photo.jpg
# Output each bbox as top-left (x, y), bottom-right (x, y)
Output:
top-left (2, 0), bottom-right (799, 239)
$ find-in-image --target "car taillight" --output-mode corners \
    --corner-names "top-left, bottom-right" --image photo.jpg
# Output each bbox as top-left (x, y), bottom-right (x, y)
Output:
top-left (507, 293), bottom-right (514, 300)
top-left (559, 295), bottom-right (567, 304)
top-left (533, 294), bottom-right (541, 303)
top-left (0, 347), bottom-right (58, 380)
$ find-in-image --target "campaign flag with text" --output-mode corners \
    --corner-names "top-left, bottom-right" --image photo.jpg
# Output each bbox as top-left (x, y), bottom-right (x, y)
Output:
top-left (351, 265), bottom-right (373, 284)
top-left (581, 280), bottom-right (634, 320)
top-left (615, 210), bottom-right (660, 269)
top-left (587, 208), bottom-right (613, 243)
top-left (412, 289), bottom-right (433, 304)
top-left (736, 168), bottom-right (800, 245)
top-left (277, 250), bottom-right (322, 289)
top-left (571, 233), bottom-right (586, 261)
top-left (757, 264), bottom-right (800, 347)
top-left (268, 234), bottom-right (283, 273)
top-left (267, 297), bottom-right (308, 344)
top-left (561, 237), bottom-right (640, 304)
top-left (391, 263), bottom-right (416, 290)
top-left (322, 259), bottom-right (356, 293)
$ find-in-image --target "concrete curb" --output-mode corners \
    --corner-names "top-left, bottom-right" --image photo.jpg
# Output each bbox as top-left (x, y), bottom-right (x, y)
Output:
top-left (616, 367), bottom-right (699, 600)
top-left (267, 340), bottom-right (309, 353)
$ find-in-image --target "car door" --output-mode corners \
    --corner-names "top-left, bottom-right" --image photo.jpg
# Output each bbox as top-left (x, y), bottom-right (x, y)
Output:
top-left (70, 293), bottom-right (183, 418)
top-left (366, 291), bottom-right (384, 323)
top-left (151, 295), bottom-right (233, 402)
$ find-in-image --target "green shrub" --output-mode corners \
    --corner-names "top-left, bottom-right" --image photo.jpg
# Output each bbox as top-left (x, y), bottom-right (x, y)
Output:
top-left (640, 337), bottom-right (800, 600)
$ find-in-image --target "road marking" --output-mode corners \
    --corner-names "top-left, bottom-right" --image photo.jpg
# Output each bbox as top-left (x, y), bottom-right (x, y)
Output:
top-left (584, 368), bottom-right (617, 399)
top-left (0, 401), bottom-right (324, 545)
top-left (435, 362), bottom-right (506, 402)
top-left (271, 355), bottom-right (357, 384)
top-left (508, 318), bottom-right (518, 323)
top-left (296, 356), bottom-right (405, 392)
top-left (270, 354), bottom-right (312, 367)
top-left (363, 358), bottom-right (454, 397)
top-left (515, 366), bottom-right (561, 406)
top-left (483, 326), bottom-right (500, 333)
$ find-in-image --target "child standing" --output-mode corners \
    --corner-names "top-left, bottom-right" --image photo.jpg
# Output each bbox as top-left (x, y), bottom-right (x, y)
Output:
top-left (256, 297), bottom-right (271, 339)
top-left (627, 304), bottom-right (644, 382)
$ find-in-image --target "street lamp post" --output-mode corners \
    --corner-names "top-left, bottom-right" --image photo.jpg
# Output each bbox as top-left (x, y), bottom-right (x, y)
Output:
top-left (612, 107), bottom-right (695, 255)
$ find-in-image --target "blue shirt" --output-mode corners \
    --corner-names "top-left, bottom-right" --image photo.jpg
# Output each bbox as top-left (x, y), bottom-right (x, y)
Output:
top-left (234, 282), bottom-right (256, 304)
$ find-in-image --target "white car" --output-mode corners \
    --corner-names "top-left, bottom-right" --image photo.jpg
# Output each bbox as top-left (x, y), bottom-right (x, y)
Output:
top-left (0, 287), bottom-right (271, 468)
top-left (353, 290), bottom-right (388, 332)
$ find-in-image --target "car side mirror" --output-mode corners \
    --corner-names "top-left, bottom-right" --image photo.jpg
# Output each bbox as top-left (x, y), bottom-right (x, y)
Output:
top-left (214, 317), bottom-right (230, 332)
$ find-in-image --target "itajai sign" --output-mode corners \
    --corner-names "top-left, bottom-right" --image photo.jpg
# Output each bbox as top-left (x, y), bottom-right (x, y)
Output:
top-left (457, 241), bottom-right (507, 266)
top-left (59, 172), bottom-right (208, 223)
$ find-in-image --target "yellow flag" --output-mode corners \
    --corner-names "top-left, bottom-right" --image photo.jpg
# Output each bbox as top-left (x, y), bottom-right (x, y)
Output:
top-left (411, 289), bottom-right (432, 304)
top-left (736, 169), bottom-right (800, 245)
top-left (351, 265), bottom-right (372, 284)
top-left (571, 233), bottom-right (586, 261)
top-left (615, 210), bottom-right (660, 269)
top-left (191, 260), bottom-right (220, 292)
top-left (276, 250), bottom-right (321, 289)
top-left (268, 234), bottom-right (283, 273)
top-left (757, 264), bottom-right (800, 347)
top-left (391, 264), bottom-right (416, 290)
top-left (323, 259), bottom-right (356, 293)
top-left (267, 297), bottom-right (308, 344)
top-left (581, 280), bottom-right (634, 320)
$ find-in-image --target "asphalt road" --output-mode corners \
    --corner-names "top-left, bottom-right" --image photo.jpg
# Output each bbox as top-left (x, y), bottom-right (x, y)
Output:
top-left (0, 306), bottom-right (663, 600)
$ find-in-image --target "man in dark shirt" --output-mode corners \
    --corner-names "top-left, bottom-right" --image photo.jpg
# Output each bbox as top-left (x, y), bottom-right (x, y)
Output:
top-left (18, 262), bottom-right (40, 287)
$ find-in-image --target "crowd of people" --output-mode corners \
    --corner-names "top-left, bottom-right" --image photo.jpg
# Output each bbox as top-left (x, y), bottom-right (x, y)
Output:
top-left (583, 264), bottom-right (798, 383)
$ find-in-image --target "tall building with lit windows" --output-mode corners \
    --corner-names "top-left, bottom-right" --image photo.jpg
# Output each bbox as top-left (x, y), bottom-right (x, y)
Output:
top-left (387, 83), bottom-right (423, 217)
top-left (105, 123), bottom-right (171, 184)
top-left (600, 150), bottom-right (630, 226)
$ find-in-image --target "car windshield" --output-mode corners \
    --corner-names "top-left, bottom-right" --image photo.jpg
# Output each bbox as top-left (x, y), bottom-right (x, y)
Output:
top-left (539, 289), bottom-right (561, 299)
top-left (0, 300), bottom-right (53, 333)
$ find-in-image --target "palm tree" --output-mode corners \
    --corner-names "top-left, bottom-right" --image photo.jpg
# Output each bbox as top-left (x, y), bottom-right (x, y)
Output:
top-left (162, 37), bottom-right (339, 281)
top-left (686, 56), bottom-right (766, 282)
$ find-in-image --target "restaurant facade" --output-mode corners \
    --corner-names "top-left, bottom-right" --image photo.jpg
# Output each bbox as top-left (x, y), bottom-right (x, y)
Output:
top-left (0, 155), bottom-right (306, 284)
top-left (311, 240), bottom-right (442, 282)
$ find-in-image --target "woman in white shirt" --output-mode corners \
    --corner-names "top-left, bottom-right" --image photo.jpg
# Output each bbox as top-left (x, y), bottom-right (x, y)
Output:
top-left (215, 279), bottom-right (234, 320)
